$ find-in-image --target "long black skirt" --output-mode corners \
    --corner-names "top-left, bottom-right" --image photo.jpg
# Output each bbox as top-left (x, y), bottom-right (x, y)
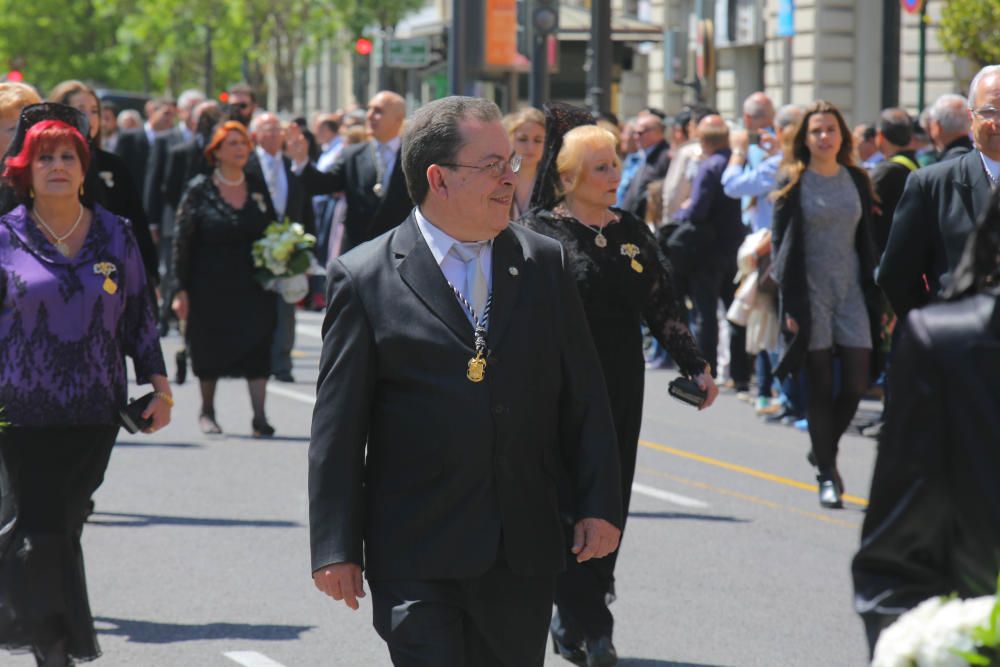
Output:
top-left (0, 424), bottom-right (118, 662)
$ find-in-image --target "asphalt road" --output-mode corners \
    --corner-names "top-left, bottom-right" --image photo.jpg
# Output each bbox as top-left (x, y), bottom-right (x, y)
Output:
top-left (5, 310), bottom-right (877, 666)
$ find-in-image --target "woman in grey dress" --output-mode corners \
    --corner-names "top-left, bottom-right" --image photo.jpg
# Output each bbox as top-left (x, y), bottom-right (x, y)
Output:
top-left (771, 101), bottom-right (881, 508)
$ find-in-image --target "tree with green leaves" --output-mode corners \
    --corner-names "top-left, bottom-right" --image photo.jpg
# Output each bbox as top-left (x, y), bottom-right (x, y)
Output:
top-left (939, 0), bottom-right (1000, 69)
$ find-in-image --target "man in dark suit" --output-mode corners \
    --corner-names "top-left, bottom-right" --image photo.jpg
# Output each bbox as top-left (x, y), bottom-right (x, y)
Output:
top-left (668, 114), bottom-right (745, 378)
top-left (309, 96), bottom-right (622, 667)
top-left (248, 112), bottom-right (315, 383)
top-left (620, 112), bottom-right (670, 220)
top-left (287, 90), bottom-right (412, 255)
top-left (878, 64), bottom-right (1000, 317)
top-left (114, 97), bottom-right (177, 209)
top-left (926, 93), bottom-right (974, 163)
top-left (870, 108), bottom-right (918, 256)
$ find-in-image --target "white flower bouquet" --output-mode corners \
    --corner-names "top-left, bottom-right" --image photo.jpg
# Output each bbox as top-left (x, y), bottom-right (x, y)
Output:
top-left (873, 584), bottom-right (1000, 667)
top-left (252, 219), bottom-right (321, 304)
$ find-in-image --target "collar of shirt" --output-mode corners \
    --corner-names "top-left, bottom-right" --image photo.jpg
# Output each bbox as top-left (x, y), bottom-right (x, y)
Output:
top-left (256, 145), bottom-right (282, 168)
top-left (143, 122), bottom-right (156, 146)
top-left (980, 151), bottom-right (1000, 184)
top-left (378, 135), bottom-right (402, 155)
top-left (413, 206), bottom-right (494, 292)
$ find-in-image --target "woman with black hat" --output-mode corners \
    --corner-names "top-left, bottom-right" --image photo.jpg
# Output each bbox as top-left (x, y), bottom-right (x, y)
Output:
top-left (0, 104), bottom-right (171, 666)
top-left (520, 104), bottom-right (717, 667)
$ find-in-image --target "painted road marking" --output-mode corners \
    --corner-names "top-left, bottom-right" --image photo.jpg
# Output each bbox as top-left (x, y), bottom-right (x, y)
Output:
top-left (224, 651), bottom-right (287, 667)
top-left (639, 439), bottom-right (868, 507)
top-left (267, 384), bottom-right (317, 405)
top-left (295, 323), bottom-right (323, 339)
top-left (631, 482), bottom-right (708, 508)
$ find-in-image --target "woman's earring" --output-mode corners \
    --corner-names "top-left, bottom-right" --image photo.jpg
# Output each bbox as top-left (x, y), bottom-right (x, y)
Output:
top-left (79, 184), bottom-right (84, 197)
top-left (29, 187), bottom-right (34, 198)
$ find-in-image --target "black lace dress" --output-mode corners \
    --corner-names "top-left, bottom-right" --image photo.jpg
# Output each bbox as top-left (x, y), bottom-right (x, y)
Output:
top-left (520, 205), bottom-right (707, 639)
top-left (173, 175), bottom-right (276, 379)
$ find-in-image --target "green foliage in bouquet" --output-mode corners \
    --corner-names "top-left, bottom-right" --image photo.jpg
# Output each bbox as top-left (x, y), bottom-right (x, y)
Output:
top-left (954, 574), bottom-right (1000, 665)
top-left (251, 219), bottom-right (316, 285)
top-left (0, 406), bottom-right (7, 433)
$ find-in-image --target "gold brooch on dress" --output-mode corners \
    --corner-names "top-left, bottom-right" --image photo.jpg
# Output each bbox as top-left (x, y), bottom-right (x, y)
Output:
top-left (620, 243), bottom-right (643, 273)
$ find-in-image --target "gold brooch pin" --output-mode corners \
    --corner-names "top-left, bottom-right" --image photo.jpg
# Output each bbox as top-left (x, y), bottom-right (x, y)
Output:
top-left (620, 243), bottom-right (643, 273)
top-left (93, 261), bottom-right (118, 295)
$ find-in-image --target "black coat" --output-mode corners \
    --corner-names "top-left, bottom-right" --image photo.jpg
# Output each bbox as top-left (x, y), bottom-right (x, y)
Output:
top-left (308, 214), bottom-right (622, 581)
top-left (143, 127), bottom-right (186, 235)
top-left (937, 135), bottom-right (974, 163)
top-left (620, 139), bottom-right (670, 221)
top-left (163, 138), bottom-right (211, 212)
top-left (296, 140), bottom-right (412, 254)
top-left (246, 152), bottom-right (315, 236)
top-left (852, 289), bottom-right (1000, 652)
top-left (870, 150), bottom-right (918, 256)
top-left (878, 150), bottom-right (992, 316)
top-left (771, 167), bottom-right (881, 379)
top-left (114, 128), bottom-right (152, 197)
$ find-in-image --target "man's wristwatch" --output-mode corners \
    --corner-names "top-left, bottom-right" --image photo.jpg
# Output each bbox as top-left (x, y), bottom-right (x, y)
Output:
top-left (731, 149), bottom-right (747, 160)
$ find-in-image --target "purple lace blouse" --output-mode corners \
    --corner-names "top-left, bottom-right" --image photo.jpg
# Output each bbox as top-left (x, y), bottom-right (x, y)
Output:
top-left (0, 204), bottom-right (166, 427)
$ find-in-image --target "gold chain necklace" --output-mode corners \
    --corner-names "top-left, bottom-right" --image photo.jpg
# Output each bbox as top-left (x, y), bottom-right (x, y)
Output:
top-left (32, 205), bottom-right (85, 257)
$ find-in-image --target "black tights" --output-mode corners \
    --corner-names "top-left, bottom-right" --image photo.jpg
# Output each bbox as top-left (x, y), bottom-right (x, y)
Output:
top-left (199, 378), bottom-right (268, 420)
top-left (805, 347), bottom-right (870, 474)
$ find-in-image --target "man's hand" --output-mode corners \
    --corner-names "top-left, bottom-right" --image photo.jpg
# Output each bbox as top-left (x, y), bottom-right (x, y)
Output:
top-left (312, 562), bottom-right (366, 610)
top-left (730, 130), bottom-right (750, 154)
top-left (693, 368), bottom-right (719, 410)
top-left (171, 290), bottom-right (189, 321)
top-left (571, 517), bottom-right (621, 563)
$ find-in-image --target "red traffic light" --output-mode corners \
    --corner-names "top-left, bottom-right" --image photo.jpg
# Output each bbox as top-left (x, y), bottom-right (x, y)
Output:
top-left (6, 70), bottom-right (23, 82)
top-left (219, 91), bottom-right (230, 103)
top-left (355, 38), bottom-right (373, 56)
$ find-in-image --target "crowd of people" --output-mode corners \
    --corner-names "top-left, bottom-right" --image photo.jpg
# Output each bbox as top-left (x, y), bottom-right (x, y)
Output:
top-left (0, 60), bottom-right (999, 666)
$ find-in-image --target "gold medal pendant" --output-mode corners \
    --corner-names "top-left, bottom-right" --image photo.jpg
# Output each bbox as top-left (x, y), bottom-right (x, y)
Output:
top-left (620, 243), bottom-right (643, 273)
top-left (594, 232), bottom-right (608, 248)
top-left (630, 258), bottom-right (644, 273)
top-left (94, 261), bottom-right (118, 295)
top-left (467, 354), bottom-right (486, 383)
top-left (103, 277), bottom-right (118, 295)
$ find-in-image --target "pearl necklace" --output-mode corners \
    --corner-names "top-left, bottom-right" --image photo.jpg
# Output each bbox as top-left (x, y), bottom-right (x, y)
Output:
top-left (214, 168), bottom-right (246, 186)
top-left (33, 205), bottom-right (85, 257)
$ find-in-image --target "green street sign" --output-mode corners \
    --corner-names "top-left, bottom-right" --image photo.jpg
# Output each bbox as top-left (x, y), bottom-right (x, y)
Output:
top-left (386, 37), bottom-right (431, 68)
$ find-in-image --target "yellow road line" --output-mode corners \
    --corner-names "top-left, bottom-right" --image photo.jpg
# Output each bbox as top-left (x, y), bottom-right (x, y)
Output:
top-left (638, 439), bottom-right (869, 507)
top-left (636, 466), bottom-right (861, 529)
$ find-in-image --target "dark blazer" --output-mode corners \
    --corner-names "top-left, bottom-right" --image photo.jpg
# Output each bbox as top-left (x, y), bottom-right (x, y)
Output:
top-left (621, 139), bottom-right (670, 220)
top-left (852, 289), bottom-right (1000, 652)
top-left (879, 150), bottom-right (992, 316)
top-left (308, 215), bottom-right (623, 581)
top-left (144, 127), bottom-right (186, 235)
top-left (667, 148), bottom-right (745, 274)
top-left (114, 128), bottom-right (153, 196)
top-left (163, 138), bottom-right (211, 211)
top-left (870, 150), bottom-right (918, 256)
top-left (771, 167), bottom-right (881, 379)
top-left (246, 151), bottom-right (315, 236)
top-left (938, 135), bottom-right (974, 163)
top-left (296, 140), bottom-right (412, 254)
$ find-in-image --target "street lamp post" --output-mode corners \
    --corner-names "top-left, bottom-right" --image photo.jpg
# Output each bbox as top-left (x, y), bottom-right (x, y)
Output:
top-left (449, 0), bottom-right (467, 96)
top-left (586, 0), bottom-right (612, 115)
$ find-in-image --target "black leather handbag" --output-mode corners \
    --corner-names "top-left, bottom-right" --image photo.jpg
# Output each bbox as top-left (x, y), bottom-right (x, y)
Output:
top-left (118, 392), bottom-right (155, 434)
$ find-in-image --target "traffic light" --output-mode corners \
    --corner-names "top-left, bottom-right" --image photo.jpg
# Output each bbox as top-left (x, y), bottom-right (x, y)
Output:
top-left (4, 70), bottom-right (22, 83)
top-left (532, 0), bottom-right (559, 37)
top-left (355, 37), bottom-right (373, 56)
top-left (218, 91), bottom-right (230, 103)
top-left (353, 37), bottom-right (372, 105)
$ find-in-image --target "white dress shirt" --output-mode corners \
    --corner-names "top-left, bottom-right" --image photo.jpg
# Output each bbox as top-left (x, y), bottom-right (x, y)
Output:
top-left (376, 136), bottom-right (402, 190)
top-left (256, 146), bottom-right (288, 218)
top-left (980, 151), bottom-right (1000, 185)
top-left (414, 207), bottom-right (493, 320)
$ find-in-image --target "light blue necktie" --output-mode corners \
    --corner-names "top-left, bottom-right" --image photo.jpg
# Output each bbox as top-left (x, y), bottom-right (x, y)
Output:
top-left (451, 241), bottom-right (489, 320)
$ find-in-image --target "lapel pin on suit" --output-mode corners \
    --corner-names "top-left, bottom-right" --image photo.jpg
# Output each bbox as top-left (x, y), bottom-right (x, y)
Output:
top-left (508, 266), bottom-right (519, 277)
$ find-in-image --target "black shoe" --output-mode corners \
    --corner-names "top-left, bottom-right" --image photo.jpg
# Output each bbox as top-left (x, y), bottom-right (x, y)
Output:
top-left (199, 412), bottom-right (223, 435)
top-left (585, 636), bottom-right (618, 667)
top-left (817, 472), bottom-right (843, 509)
top-left (808, 452), bottom-right (844, 495)
top-left (551, 631), bottom-right (586, 666)
top-left (252, 418), bottom-right (275, 438)
top-left (174, 349), bottom-right (187, 385)
top-left (273, 371), bottom-right (295, 383)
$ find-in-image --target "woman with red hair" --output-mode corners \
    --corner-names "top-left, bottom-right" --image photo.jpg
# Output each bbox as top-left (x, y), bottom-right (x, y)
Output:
top-left (171, 121), bottom-right (278, 437)
top-left (0, 111), bottom-right (170, 665)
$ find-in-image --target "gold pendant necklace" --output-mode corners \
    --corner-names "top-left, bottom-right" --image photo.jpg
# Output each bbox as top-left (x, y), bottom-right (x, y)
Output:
top-left (33, 205), bottom-right (85, 257)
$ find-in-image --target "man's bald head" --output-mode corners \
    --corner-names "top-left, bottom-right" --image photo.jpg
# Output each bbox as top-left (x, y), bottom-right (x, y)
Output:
top-left (698, 114), bottom-right (730, 154)
top-left (367, 91), bottom-right (407, 142)
top-left (742, 92), bottom-right (775, 131)
top-left (251, 112), bottom-right (285, 155)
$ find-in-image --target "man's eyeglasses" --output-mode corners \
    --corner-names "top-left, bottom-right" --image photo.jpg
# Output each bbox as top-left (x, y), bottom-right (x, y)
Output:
top-left (972, 106), bottom-right (1000, 122)
top-left (438, 155), bottom-right (522, 178)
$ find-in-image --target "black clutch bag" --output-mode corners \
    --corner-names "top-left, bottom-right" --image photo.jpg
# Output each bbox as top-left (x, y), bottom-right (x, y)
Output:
top-left (668, 376), bottom-right (708, 408)
top-left (119, 392), bottom-right (155, 434)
